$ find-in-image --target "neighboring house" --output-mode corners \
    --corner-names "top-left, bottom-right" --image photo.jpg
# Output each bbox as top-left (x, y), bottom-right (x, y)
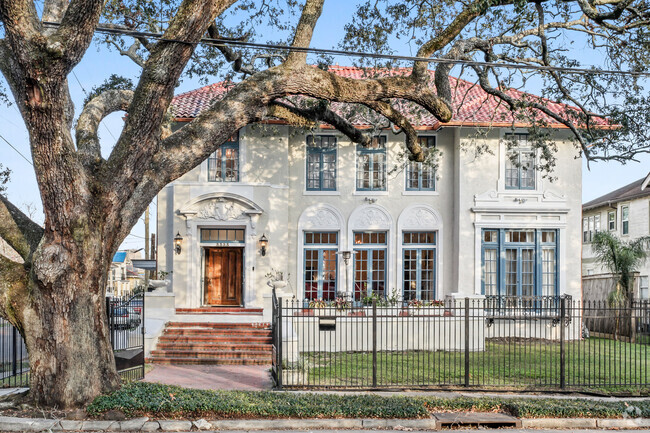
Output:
top-left (582, 172), bottom-right (650, 298)
top-left (108, 250), bottom-right (143, 297)
top-left (155, 66), bottom-right (584, 316)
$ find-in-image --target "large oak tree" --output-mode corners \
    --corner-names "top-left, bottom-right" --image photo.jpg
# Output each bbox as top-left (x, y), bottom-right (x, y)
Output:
top-left (0, 0), bottom-right (649, 408)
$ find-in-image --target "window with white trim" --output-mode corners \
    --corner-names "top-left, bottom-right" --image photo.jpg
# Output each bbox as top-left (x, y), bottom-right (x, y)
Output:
top-left (356, 136), bottom-right (387, 191)
top-left (481, 229), bottom-right (558, 297)
top-left (207, 133), bottom-right (239, 182)
top-left (640, 276), bottom-right (649, 300)
top-left (505, 133), bottom-right (535, 190)
top-left (622, 205), bottom-right (630, 235)
top-left (306, 135), bottom-right (337, 191)
top-left (406, 136), bottom-right (436, 191)
top-left (608, 211), bottom-right (616, 231)
top-left (353, 231), bottom-right (387, 299)
top-left (402, 232), bottom-right (436, 301)
top-left (304, 232), bottom-right (338, 301)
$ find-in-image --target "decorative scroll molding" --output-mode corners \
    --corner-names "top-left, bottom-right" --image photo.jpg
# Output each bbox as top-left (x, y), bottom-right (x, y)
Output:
top-left (399, 206), bottom-right (440, 229)
top-left (349, 205), bottom-right (392, 230)
top-left (299, 204), bottom-right (343, 230)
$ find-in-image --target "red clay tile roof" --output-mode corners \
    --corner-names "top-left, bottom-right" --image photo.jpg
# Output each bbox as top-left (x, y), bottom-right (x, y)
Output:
top-left (172, 65), bottom-right (609, 129)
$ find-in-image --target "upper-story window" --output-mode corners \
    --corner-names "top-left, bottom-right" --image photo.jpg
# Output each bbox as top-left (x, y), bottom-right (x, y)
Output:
top-left (406, 136), bottom-right (436, 191)
top-left (306, 135), bottom-right (337, 191)
top-left (505, 133), bottom-right (535, 190)
top-left (622, 205), bottom-right (630, 235)
top-left (357, 136), bottom-right (387, 191)
top-left (207, 134), bottom-right (239, 182)
top-left (582, 215), bottom-right (600, 243)
top-left (608, 210), bottom-right (616, 231)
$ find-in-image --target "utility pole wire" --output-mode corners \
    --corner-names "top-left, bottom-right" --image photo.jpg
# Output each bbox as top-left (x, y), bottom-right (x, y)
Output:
top-left (0, 133), bottom-right (33, 165)
top-left (41, 21), bottom-right (650, 78)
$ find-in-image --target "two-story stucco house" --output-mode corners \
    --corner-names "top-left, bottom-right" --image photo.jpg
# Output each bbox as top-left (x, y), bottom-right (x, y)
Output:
top-left (582, 173), bottom-right (650, 298)
top-left (147, 67), bottom-right (584, 363)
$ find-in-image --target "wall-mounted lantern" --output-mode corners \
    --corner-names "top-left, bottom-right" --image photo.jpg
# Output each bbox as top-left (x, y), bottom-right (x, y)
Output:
top-left (174, 232), bottom-right (183, 255)
top-left (259, 234), bottom-right (269, 256)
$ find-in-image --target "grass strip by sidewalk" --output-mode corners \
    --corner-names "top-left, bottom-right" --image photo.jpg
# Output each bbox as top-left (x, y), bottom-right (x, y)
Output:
top-left (87, 382), bottom-right (650, 419)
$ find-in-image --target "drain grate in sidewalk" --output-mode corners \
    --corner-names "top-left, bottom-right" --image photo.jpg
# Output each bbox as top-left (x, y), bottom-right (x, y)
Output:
top-left (432, 412), bottom-right (521, 430)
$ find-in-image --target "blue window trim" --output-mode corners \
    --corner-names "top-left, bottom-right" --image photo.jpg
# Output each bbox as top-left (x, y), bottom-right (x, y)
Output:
top-left (481, 228), bottom-right (558, 297)
top-left (304, 248), bottom-right (338, 299)
top-left (353, 247), bottom-right (388, 297)
top-left (402, 248), bottom-right (436, 301)
top-left (306, 135), bottom-right (337, 191)
top-left (504, 133), bottom-right (535, 191)
top-left (405, 136), bottom-right (436, 191)
top-left (356, 136), bottom-right (387, 191)
top-left (207, 135), bottom-right (239, 182)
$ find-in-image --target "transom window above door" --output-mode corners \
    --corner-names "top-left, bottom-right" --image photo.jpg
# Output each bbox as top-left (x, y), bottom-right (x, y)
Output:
top-left (306, 135), bottom-right (337, 191)
top-left (207, 133), bottom-right (239, 182)
top-left (357, 136), bottom-right (387, 191)
top-left (200, 228), bottom-right (245, 243)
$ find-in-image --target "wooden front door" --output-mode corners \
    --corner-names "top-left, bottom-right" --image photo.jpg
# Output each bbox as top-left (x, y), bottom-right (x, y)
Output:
top-left (204, 247), bottom-right (243, 306)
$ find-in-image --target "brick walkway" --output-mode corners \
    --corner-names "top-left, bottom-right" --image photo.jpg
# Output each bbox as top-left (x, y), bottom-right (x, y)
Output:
top-left (143, 364), bottom-right (273, 391)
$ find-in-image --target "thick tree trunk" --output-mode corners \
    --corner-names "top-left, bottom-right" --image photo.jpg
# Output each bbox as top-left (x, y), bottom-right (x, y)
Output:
top-left (22, 241), bottom-right (121, 407)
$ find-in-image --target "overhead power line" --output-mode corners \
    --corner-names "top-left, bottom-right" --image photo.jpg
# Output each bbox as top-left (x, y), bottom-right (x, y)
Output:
top-left (0, 133), bottom-right (33, 166)
top-left (42, 21), bottom-right (650, 78)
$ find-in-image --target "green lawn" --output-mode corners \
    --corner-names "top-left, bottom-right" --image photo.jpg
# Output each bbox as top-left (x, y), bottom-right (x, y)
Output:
top-left (289, 338), bottom-right (650, 394)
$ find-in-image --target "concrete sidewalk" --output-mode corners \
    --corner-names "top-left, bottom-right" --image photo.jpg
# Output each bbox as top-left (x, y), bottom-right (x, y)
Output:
top-left (143, 364), bottom-right (273, 390)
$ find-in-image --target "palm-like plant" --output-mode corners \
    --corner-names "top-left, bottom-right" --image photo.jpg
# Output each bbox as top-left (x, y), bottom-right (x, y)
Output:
top-left (591, 231), bottom-right (650, 306)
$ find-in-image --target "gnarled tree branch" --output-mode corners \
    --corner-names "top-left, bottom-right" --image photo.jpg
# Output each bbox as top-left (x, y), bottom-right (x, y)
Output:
top-left (364, 101), bottom-right (423, 161)
top-left (76, 89), bottom-right (134, 159)
top-left (0, 195), bottom-right (43, 263)
top-left (270, 99), bottom-right (372, 146)
top-left (285, 0), bottom-right (325, 66)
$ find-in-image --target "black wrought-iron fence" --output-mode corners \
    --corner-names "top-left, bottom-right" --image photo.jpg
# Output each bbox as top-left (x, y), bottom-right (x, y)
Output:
top-left (0, 289), bottom-right (145, 388)
top-left (272, 295), bottom-right (650, 394)
top-left (106, 290), bottom-right (146, 381)
top-left (0, 319), bottom-right (28, 387)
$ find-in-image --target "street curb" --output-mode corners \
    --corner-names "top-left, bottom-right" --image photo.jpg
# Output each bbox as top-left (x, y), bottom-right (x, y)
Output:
top-left (1, 415), bottom-right (650, 431)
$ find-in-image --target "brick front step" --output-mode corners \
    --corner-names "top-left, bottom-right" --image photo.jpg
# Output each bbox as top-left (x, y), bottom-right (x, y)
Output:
top-left (167, 322), bottom-right (270, 329)
top-left (175, 308), bottom-right (263, 315)
top-left (151, 349), bottom-right (271, 359)
top-left (146, 357), bottom-right (271, 365)
top-left (163, 328), bottom-right (271, 336)
top-left (156, 343), bottom-right (272, 351)
top-left (158, 335), bottom-right (272, 343)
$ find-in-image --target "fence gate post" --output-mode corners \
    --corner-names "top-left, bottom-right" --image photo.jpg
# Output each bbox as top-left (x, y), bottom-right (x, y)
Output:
top-left (12, 326), bottom-right (17, 377)
top-left (464, 298), bottom-right (470, 388)
top-left (560, 296), bottom-right (566, 389)
top-left (278, 297), bottom-right (283, 389)
top-left (372, 299), bottom-right (377, 388)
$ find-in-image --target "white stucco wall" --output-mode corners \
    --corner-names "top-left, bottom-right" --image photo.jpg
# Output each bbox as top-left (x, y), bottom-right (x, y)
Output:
top-left (156, 124), bottom-right (584, 310)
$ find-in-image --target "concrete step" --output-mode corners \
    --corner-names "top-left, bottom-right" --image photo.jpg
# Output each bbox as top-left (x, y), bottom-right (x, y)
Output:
top-left (146, 357), bottom-right (271, 365)
top-left (151, 349), bottom-right (271, 359)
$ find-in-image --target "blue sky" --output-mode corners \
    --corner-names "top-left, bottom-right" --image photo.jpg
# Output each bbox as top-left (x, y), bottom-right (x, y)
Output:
top-left (0, 0), bottom-right (649, 252)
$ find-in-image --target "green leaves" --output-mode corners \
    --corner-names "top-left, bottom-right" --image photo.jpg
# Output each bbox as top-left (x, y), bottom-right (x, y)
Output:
top-left (88, 382), bottom-right (650, 419)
